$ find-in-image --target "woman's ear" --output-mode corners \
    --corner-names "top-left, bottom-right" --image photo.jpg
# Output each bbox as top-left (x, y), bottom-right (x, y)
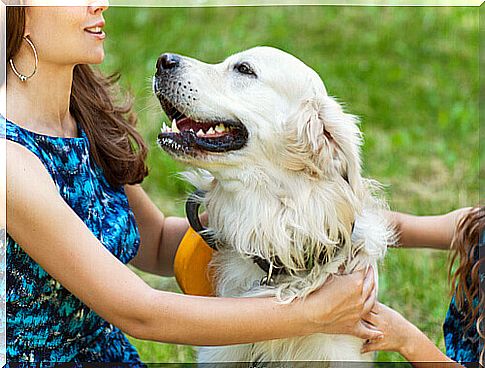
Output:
top-left (281, 95), bottom-right (365, 198)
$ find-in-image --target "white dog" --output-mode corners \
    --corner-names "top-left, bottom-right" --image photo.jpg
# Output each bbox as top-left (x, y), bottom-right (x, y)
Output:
top-left (153, 46), bottom-right (393, 364)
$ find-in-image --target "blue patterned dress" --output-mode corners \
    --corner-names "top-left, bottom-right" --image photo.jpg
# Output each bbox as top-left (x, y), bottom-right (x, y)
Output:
top-left (2, 116), bottom-right (145, 365)
top-left (443, 231), bottom-right (484, 363)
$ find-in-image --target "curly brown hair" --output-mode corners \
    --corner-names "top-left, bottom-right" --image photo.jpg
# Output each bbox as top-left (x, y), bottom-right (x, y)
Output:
top-left (448, 206), bottom-right (484, 363)
top-left (7, 6), bottom-right (149, 187)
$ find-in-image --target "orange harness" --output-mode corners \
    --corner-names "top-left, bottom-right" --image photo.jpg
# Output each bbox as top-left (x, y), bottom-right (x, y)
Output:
top-left (174, 190), bottom-right (354, 296)
top-left (174, 226), bottom-right (215, 296)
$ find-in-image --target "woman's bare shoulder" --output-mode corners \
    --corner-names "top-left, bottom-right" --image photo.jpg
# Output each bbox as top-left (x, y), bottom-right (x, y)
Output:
top-left (6, 138), bottom-right (65, 243)
top-left (6, 138), bottom-right (58, 192)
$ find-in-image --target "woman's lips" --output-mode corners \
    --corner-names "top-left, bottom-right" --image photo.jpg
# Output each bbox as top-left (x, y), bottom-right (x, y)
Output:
top-left (84, 20), bottom-right (106, 40)
top-left (84, 27), bottom-right (106, 40)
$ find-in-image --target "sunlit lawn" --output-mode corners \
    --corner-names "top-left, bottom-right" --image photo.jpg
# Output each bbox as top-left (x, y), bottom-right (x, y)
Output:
top-left (101, 6), bottom-right (479, 363)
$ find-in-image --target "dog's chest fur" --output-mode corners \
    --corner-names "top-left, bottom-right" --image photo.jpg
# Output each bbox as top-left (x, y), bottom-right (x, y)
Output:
top-left (195, 174), bottom-right (390, 363)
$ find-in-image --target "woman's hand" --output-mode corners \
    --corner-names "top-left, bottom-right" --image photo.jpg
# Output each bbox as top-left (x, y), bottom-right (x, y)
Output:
top-left (361, 302), bottom-right (415, 355)
top-left (299, 268), bottom-right (383, 340)
top-left (361, 302), bottom-right (455, 365)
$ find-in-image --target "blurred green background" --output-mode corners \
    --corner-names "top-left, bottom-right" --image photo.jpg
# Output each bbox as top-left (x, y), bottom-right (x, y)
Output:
top-left (100, 6), bottom-right (479, 363)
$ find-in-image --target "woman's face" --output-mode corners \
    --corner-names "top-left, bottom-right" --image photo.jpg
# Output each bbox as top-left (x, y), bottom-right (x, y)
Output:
top-left (24, 2), bottom-right (109, 67)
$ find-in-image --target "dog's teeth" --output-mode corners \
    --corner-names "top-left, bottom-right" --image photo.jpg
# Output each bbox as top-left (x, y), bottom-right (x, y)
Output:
top-left (207, 127), bottom-right (215, 135)
top-left (172, 119), bottom-right (180, 133)
top-left (215, 124), bottom-right (225, 133)
top-left (196, 129), bottom-right (204, 137)
top-left (162, 122), bottom-right (168, 132)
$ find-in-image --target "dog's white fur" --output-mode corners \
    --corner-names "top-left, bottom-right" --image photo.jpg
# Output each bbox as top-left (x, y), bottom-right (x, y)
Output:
top-left (158, 47), bottom-right (393, 363)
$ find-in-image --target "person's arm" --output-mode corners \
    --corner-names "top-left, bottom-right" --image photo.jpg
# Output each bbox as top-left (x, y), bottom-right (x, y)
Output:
top-left (7, 140), bottom-right (383, 345)
top-left (361, 303), bottom-right (461, 368)
top-left (386, 208), bottom-right (471, 250)
top-left (126, 184), bottom-right (209, 277)
top-left (125, 183), bottom-right (187, 276)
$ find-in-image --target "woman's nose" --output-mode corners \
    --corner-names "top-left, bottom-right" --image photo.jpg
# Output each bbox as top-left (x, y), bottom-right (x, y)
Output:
top-left (88, 0), bottom-right (109, 14)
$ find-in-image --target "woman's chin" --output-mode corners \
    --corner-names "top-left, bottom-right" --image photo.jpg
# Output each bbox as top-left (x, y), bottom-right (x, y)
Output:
top-left (79, 49), bottom-right (105, 65)
top-left (86, 53), bottom-right (105, 65)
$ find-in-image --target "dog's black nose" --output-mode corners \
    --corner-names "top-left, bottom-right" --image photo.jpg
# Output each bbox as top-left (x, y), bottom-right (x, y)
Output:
top-left (157, 53), bottom-right (181, 72)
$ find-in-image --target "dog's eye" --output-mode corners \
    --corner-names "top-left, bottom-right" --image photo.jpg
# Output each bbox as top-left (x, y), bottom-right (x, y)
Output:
top-left (235, 62), bottom-right (256, 77)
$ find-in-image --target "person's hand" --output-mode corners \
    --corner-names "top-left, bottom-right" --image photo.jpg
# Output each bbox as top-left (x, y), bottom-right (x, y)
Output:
top-left (300, 267), bottom-right (383, 340)
top-left (361, 302), bottom-right (458, 365)
top-left (361, 302), bottom-right (418, 355)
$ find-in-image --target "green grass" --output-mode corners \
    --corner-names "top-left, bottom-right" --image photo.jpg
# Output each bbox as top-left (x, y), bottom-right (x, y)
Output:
top-left (100, 6), bottom-right (479, 363)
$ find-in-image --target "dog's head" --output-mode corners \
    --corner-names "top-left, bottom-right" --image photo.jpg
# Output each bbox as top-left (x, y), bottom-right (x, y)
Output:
top-left (153, 46), bottom-right (364, 196)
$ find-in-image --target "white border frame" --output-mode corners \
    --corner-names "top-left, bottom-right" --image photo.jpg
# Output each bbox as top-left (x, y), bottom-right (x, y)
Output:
top-left (1, 0), bottom-right (484, 6)
top-left (0, 2), bottom-right (481, 367)
top-left (0, 1), bottom-right (6, 367)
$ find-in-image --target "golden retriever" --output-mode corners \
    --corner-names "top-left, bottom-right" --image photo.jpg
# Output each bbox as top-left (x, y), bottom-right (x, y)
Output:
top-left (153, 46), bottom-right (393, 364)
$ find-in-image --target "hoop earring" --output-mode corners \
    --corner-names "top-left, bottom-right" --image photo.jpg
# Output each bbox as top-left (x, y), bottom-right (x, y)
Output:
top-left (9, 36), bottom-right (38, 82)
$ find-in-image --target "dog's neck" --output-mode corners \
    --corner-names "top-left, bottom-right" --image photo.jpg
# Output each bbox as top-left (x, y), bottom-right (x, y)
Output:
top-left (191, 166), bottom-right (364, 273)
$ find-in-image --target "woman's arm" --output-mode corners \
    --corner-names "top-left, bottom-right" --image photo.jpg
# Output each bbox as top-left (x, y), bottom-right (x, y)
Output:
top-left (362, 303), bottom-right (460, 368)
top-left (7, 140), bottom-right (382, 345)
top-left (386, 208), bottom-right (471, 250)
top-left (142, 267), bottom-right (380, 345)
top-left (125, 184), bottom-right (187, 276)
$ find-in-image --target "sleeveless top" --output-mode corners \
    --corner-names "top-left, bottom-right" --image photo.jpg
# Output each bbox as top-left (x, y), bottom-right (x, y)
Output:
top-left (443, 231), bottom-right (484, 363)
top-left (2, 116), bottom-right (144, 364)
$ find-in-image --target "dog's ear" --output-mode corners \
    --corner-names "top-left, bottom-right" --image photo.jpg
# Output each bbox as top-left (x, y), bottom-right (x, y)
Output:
top-left (281, 95), bottom-right (364, 198)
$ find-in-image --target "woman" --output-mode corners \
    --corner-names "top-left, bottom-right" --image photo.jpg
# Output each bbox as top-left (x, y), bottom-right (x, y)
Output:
top-left (4, 3), bottom-right (382, 363)
top-left (362, 207), bottom-right (484, 366)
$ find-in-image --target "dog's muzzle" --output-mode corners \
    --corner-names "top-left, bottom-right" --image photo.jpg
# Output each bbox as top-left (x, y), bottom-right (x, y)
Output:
top-left (153, 53), bottom-right (249, 156)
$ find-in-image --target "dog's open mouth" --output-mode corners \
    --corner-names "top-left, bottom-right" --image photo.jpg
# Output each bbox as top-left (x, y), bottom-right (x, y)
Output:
top-left (157, 99), bottom-right (249, 155)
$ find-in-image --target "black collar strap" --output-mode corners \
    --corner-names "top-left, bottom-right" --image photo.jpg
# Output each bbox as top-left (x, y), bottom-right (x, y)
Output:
top-left (185, 190), bottom-right (354, 281)
top-left (186, 190), bottom-right (287, 278)
top-left (186, 189), bottom-right (220, 250)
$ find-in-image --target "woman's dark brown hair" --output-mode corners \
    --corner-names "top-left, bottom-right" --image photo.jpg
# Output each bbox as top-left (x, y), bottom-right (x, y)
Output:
top-left (7, 6), bottom-right (148, 187)
top-left (448, 206), bottom-right (484, 362)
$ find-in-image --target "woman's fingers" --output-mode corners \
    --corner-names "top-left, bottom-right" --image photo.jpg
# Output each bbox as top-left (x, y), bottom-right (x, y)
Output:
top-left (362, 310), bottom-right (379, 327)
top-left (354, 321), bottom-right (383, 340)
top-left (362, 284), bottom-right (377, 316)
top-left (361, 319), bottom-right (378, 331)
top-left (362, 267), bottom-right (375, 300)
top-left (361, 337), bottom-right (385, 354)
